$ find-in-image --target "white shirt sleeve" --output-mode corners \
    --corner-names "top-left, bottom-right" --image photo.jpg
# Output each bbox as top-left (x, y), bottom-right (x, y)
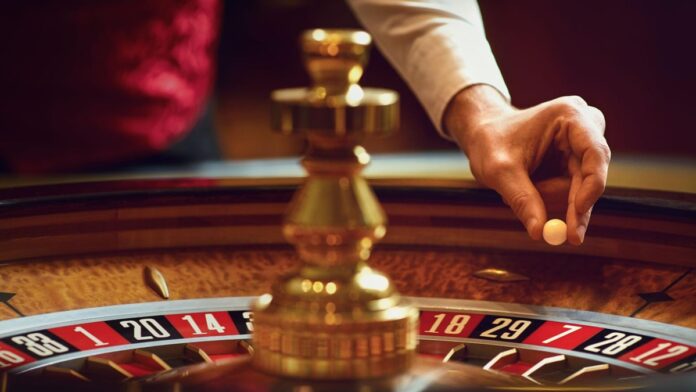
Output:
top-left (346, 0), bottom-right (510, 139)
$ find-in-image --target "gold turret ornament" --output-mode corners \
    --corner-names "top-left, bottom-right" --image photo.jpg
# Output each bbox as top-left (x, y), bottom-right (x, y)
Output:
top-left (132, 29), bottom-right (512, 392)
top-left (253, 29), bottom-right (414, 379)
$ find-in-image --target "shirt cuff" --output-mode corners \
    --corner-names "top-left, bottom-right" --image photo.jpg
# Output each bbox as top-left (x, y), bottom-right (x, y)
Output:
top-left (404, 23), bottom-right (510, 140)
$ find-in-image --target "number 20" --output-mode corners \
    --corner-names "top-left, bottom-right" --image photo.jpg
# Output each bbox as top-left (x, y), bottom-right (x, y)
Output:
top-left (120, 318), bottom-right (170, 341)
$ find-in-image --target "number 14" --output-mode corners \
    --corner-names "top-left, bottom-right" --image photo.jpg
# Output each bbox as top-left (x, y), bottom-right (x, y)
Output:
top-left (181, 314), bottom-right (226, 335)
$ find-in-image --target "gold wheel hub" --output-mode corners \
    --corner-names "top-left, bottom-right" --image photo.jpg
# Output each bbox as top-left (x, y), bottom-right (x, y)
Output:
top-left (252, 29), bottom-right (417, 379)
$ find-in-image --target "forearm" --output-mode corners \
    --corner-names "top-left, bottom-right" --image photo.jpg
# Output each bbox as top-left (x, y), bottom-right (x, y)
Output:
top-left (347, 0), bottom-right (510, 137)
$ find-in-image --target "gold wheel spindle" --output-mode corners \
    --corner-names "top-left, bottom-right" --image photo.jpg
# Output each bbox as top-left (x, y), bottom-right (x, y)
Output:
top-left (253, 28), bottom-right (415, 380)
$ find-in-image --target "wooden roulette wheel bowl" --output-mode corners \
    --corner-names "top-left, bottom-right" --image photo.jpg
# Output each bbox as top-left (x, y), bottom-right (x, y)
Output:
top-left (0, 154), bottom-right (694, 390)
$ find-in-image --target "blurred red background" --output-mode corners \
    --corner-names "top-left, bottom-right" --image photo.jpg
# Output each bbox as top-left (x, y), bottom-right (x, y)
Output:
top-left (215, 0), bottom-right (696, 159)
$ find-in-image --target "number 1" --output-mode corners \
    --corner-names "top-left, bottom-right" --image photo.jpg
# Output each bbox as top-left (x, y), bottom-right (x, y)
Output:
top-left (181, 314), bottom-right (226, 335)
top-left (182, 315), bottom-right (206, 335)
top-left (424, 313), bottom-right (447, 334)
top-left (74, 326), bottom-right (109, 347)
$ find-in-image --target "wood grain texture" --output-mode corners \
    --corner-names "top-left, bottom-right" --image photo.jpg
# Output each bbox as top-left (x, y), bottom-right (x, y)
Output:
top-left (0, 248), bottom-right (298, 321)
top-left (0, 303), bottom-right (18, 319)
top-left (0, 247), bottom-right (691, 329)
top-left (0, 182), bottom-right (693, 332)
top-left (636, 270), bottom-right (696, 327)
top-left (2, 207), bottom-right (695, 266)
top-left (1, 185), bottom-right (694, 266)
top-left (371, 248), bottom-right (686, 320)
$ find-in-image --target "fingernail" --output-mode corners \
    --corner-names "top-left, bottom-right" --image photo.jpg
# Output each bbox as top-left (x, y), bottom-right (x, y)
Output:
top-left (577, 224), bottom-right (587, 244)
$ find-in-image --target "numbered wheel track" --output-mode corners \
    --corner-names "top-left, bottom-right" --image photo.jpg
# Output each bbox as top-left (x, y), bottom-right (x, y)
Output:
top-left (1, 297), bottom-right (694, 390)
top-left (0, 179), bottom-right (695, 390)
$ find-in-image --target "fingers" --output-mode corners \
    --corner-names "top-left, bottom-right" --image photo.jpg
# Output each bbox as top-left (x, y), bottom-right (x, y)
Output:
top-left (487, 165), bottom-right (547, 240)
top-left (536, 176), bottom-right (592, 245)
top-left (572, 125), bottom-right (610, 215)
top-left (543, 97), bottom-right (609, 244)
top-left (533, 175), bottom-right (592, 245)
top-left (587, 106), bottom-right (606, 133)
top-left (567, 204), bottom-right (592, 245)
top-left (575, 170), bottom-right (607, 214)
top-left (535, 177), bottom-right (571, 214)
top-left (566, 157), bottom-right (592, 245)
top-left (465, 94), bottom-right (609, 246)
top-left (556, 100), bottom-right (610, 215)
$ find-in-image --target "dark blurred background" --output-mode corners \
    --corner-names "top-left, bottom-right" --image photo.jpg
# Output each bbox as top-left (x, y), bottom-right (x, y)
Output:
top-left (215, 0), bottom-right (695, 160)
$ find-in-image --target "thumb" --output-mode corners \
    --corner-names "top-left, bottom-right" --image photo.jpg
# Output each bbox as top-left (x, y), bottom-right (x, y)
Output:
top-left (488, 166), bottom-right (548, 240)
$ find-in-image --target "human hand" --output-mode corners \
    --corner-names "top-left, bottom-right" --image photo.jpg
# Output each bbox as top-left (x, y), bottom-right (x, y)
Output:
top-left (443, 85), bottom-right (610, 245)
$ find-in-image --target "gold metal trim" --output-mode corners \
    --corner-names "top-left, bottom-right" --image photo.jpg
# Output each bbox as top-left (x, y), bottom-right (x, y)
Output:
top-left (442, 343), bottom-right (468, 363)
top-left (253, 29), bottom-right (416, 380)
top-left (85, 357), bottom-right (133, 381)
top-left (483, 348), bottom-right (519, 371)
top-left (474, 268), bottom-right (530, 283)
top-left (559, 363), bottom-right (611, 385)
top-left (144, 266), bottom-right (170, 300)
top-left (184, 344), bottom-right (213, 364)
top-left (522, 354), bottom-right (566, 384)
top-left (43, 366), bottom-right (90, 382)
top-left (133, 349), bottom-right (171, 371)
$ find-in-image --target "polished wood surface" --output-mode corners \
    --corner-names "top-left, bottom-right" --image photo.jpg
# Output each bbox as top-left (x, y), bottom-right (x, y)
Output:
top-left (1, 184), bottom-right (694, 266)
top-left (0, 247), bottom-right (692, 328)
top-left (638, 270), bottom-right (696, 326)
top-left (1, 152), bottom-right (695, 194)
top-left (0, 181), bottom-right (693, 330)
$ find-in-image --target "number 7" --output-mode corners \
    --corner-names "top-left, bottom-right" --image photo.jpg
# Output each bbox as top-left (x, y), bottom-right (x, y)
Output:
top-left (542, 325), bottom-right (582, 344)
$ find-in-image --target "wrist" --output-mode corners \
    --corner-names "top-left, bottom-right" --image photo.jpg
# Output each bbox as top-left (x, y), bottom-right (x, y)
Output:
top-left (443, 84), bottom-right (514, 152)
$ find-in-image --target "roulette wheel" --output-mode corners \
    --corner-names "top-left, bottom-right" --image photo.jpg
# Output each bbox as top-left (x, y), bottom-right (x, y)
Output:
top-left (1, 30), bottom-right (694, 391)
